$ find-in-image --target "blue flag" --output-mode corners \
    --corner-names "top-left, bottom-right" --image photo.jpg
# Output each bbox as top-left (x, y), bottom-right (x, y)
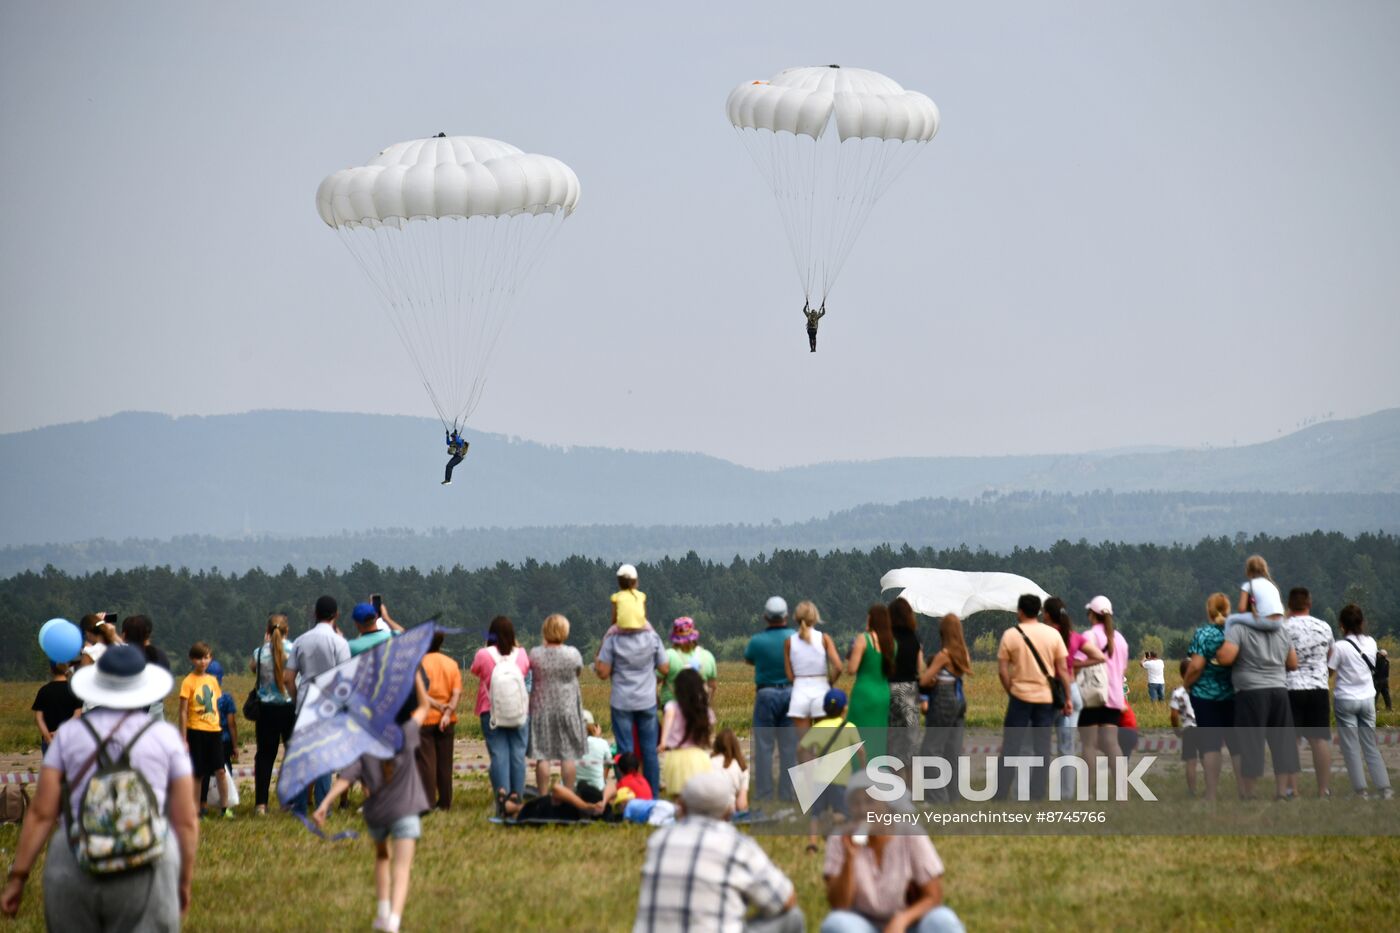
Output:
top-left (276, 622), bottom-right (436, 807)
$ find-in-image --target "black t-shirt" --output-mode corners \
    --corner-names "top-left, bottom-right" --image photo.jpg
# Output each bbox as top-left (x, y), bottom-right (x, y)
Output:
top-left (146, 645), bottom-right (171, 671)
top-left (32, 680), bottom-right (83, 732)
top-left (891, 627), bottom-right (922, 683)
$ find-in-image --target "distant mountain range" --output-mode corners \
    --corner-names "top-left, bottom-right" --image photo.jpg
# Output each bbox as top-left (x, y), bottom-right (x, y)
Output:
top-left (3, 490), bottom-right (1398, 577)
top-left (1, 407), bottom-right (1397, 560)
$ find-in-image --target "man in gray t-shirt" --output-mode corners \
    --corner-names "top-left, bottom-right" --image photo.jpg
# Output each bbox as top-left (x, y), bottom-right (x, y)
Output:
top-left (1223, 624), bottom-right (1292, 692)
top-left (284, 595), bottom-right (351, 813)
top-left (1218, 619), bottom-right (1299, 796)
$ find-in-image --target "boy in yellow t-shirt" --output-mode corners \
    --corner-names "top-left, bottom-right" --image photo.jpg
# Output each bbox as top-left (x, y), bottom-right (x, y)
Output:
top-left (180, 641), bottom-right (232, 818)
top-left (610, 563), bottom-right (647, 631)
top-left (797, 689), bottom-right (864, 850)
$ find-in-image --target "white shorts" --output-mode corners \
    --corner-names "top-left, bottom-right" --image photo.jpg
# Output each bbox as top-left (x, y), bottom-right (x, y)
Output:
top-left (787, 676), bottom-right (828, 719)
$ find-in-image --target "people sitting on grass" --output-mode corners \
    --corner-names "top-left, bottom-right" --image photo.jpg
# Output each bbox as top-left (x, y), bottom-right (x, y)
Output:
top-left (576, 709), bottom-right (612, 797)
top-left (634, 770), bottom-right (804, 932)
top-left (313, 681), bottom-right (431, 933)
top-left (659, 668), bottom-right (716, 798)
top-left (614, 751), bottom-right (654, 801)
top-left (502, 778), bottom-right (620, 822)
top-left (710, 728), bottom-right (749, 813)
top-left (820, 775), bottom-right (965, 933)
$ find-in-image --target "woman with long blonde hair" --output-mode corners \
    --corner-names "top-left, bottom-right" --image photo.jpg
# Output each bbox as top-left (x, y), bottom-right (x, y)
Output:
top-left (250, 612), bottom-right (295, 815)
top-left (916, 614), bottom-right (973, 801)
top-left (784, 600), bottom-right (842, 732)
top-left (1183, 593), bottom-right (1237, 801)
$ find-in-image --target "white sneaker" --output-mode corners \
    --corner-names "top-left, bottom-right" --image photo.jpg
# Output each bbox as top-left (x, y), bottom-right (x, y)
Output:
top-left (441, 479), bottom-right (451, 486)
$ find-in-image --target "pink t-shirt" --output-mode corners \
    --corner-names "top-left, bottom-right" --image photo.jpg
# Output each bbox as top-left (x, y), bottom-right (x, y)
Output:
top-left (1067, 630), bottom-right (1088, 665)
top-left (661, 701), bottom-right (716, 749)
top-left (1085, 624), bottom-right (1129, 710)
top-left (823, 833), bottom-right (945, 922)
top-left (43, 708), bottom-right (191, 823)
top-left (469, 646), bottom-right (531, 716)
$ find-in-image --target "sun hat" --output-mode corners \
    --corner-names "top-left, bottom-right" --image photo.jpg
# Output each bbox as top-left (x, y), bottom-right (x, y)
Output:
top-left (351, 602), bottom-right (378, 624)
top-left (582, 709), bottom-right (595, 726)
top-left (764, 596), bottom-right (788, 619)
top-left (670, 617), bottom-right (700, 644)
top-left (616, 564), bottom-right (638, 580)
top-left (70, 644), bottom-right (173, 711)
top-left (681, 771), bottom-right (734, 819)
top-left (1086, 595), bottom-right (1114, 615)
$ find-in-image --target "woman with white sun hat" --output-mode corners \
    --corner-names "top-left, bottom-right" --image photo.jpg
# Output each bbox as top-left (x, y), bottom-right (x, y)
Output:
top-left (2, 644), bottom-right (200, 929)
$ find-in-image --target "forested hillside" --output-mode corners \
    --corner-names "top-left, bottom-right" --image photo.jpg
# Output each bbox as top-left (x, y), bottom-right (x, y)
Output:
top-left (4, 490), bottom-right (1397, 576)
top-left (3, 531), bottom-right (1393, 679)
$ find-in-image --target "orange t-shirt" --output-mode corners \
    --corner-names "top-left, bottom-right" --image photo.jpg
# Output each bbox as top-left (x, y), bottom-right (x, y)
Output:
top-left (420, 652), bottom-right (462, 727)
top-left (997, 621), bottom-right (1068, 704)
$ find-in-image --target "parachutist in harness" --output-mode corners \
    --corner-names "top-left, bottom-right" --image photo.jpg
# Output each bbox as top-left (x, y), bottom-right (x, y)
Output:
top-left (804, 302), bottom-right (825, 352)
top-left (442, 429), bottom-right (469, 485)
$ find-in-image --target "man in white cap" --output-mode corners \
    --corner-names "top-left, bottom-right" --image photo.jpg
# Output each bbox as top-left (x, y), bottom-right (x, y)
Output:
top-left (633, 771), bottom-right (802, 933)
top-left (743, 596), bottom-right (798, 804)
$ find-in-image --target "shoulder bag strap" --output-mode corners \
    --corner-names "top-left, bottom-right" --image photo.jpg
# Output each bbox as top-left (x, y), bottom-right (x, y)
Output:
top-left (1015, 625), bottom-right (1054, 684)
top-left (1343, 637), bottom-right (1376, 674)
top-left (818, 714), bottom-right (852, 759)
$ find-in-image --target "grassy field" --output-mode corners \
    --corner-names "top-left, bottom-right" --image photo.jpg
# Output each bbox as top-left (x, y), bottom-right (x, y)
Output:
top-left (2, 662), bottom-right (1398, 930)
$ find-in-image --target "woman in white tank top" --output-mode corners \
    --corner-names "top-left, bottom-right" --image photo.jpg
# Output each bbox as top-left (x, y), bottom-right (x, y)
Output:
top-left (784, 601), bottom-right (843, 730)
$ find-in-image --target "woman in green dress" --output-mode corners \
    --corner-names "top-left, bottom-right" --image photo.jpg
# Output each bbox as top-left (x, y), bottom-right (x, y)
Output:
top-left (845, 604), bottom-right (895, 758)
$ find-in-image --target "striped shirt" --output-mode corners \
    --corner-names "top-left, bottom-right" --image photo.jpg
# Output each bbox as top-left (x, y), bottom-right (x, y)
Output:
top-left (634, 816), bottom-right (793, 933)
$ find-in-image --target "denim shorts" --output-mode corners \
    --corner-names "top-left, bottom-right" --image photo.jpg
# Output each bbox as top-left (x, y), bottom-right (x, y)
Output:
top-left (366, 814), bottom-right (422, 842)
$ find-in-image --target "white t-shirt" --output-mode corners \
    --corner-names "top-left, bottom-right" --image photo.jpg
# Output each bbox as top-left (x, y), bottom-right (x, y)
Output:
top-left (1142, 658), bottom-right (1165, 685)
top-left (1240, 578), bottom-right (1284, 618)
top-left (1284, 615), bottom-right (1333, 692)
top-left (1328, 635), bottom-right (1378, 701)
top-left (1168, 686), bottom-right (1196, 728)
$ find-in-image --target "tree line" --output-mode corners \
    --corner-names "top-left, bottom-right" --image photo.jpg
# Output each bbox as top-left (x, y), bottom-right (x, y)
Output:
top-left (0, 530), bottom-right (1394, 679)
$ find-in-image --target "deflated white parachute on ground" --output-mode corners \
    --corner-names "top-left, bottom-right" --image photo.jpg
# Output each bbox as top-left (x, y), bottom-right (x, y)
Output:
top-left (726, 65), bottom-right (939, 310)
top-left (316, 135), bottom-right (580, 430)
top-left (880, 568), bottom-right (1049, 618)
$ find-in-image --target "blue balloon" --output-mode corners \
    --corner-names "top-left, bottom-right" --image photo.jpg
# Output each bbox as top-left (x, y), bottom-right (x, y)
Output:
top-left (39, 618), bottom-right (83, 664)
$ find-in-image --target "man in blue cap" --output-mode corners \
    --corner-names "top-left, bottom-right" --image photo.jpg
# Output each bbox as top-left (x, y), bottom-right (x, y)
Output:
top-left (347, 602), bottom-right (399, 657)
top-left (442, 429), bottom-right (469, 485)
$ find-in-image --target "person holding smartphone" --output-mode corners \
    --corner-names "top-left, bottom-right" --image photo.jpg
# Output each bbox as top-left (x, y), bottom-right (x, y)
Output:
top-left (370, 595), bottom-right (404, 636)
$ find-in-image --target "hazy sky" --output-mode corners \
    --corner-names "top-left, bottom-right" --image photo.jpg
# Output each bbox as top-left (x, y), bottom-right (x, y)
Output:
top-left (3, 2), bottom-right (1397, 469)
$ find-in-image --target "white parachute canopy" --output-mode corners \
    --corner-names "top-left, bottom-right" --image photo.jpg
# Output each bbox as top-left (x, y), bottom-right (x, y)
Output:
top-left (316, 135), bottom-right (580, 430)
top-left (726, 65), bottom-right (939, 307)
top-left (880, 568), bottom-right (1049, 619)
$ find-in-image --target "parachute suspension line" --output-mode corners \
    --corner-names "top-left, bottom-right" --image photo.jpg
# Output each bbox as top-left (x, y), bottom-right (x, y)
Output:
top-left (338, 224), bottom-right (453, 429)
